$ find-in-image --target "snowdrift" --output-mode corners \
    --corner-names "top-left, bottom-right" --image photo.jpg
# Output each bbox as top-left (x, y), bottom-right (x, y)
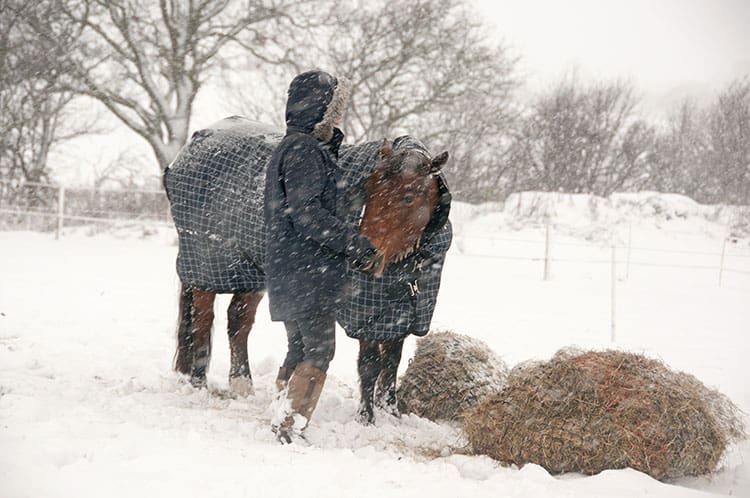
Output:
top-left (451, 191), bottom-right (749, 243)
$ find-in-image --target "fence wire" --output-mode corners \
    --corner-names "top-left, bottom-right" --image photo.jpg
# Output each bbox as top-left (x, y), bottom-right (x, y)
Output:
top-left (0, 180), bottom-right (171, 232)
top-left (2, 180), bottom-right (749, 281)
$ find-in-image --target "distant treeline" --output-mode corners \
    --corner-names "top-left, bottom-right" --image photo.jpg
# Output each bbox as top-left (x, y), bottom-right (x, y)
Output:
top-left (1, 0), bottom-right (748, 206)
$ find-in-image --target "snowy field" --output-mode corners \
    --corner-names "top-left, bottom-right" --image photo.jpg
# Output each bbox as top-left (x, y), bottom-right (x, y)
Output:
top-left (1, 193), bottom-right (749, 498)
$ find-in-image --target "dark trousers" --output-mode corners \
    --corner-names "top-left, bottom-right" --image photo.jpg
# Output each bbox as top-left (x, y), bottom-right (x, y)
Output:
top-left (282, 314), bottom-right (336, 372)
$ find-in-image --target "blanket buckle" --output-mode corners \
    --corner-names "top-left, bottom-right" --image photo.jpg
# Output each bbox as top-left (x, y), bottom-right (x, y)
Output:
top-left (408, 280), bottom-right (420, 297)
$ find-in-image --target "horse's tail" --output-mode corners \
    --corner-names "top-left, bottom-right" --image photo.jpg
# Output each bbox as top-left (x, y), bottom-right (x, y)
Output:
top-left (173, 284), bottom-right (194, 374)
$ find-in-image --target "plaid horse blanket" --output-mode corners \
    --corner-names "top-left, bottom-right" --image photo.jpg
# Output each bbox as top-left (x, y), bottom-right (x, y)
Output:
top-left (164, 116), bottom-right (452, 341)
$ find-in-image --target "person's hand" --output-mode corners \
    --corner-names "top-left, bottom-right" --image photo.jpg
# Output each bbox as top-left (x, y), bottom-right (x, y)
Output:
top-left (347, 234), bottom-right (378, 271)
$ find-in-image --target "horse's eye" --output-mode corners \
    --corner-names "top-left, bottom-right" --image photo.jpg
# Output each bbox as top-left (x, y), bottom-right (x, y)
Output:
top-left (402, 194), bottom-right (415, 205)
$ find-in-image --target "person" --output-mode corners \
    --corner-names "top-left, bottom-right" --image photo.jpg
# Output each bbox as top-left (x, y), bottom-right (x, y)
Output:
top-left (264, 70), bottom-right (377, 443)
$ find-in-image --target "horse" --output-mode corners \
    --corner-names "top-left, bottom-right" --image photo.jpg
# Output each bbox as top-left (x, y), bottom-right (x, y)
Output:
top-left (353, 138), bottom-right (450, 424)
top-left (164, 117), bottom-right (451, 423)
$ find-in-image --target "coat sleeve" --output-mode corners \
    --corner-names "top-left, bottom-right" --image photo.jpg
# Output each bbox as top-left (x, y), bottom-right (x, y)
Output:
top-left (281, 138), bottom-right (358, 255)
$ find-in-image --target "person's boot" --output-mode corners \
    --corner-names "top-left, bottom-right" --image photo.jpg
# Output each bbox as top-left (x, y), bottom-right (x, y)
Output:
top-left (275, 366), bottom-right (295, 392)
top-left (275, 361), bottom-right (326, 443)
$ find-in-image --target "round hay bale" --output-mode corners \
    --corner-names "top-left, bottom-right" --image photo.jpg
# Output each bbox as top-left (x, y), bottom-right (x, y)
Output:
top-left (464, 348), bottom-right (746, 480)
top-left (397, 331), bottom-right (509, 422)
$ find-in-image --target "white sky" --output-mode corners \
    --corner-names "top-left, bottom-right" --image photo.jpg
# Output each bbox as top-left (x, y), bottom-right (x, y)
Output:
top-left (472, 0), bottom-right (750, 116)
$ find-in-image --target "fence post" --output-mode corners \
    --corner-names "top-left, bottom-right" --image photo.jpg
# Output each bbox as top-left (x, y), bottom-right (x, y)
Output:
top-left (543, 222), bottom-right (551, 281)
top-left (610, 244), bottom-right (617, 342)
top-left (625, 224), bottom-right (632, 281)
top-left (165, 193), bottom-right (171, 223)
top-left (718, 237), bottom-right (727, 287)
top-left (56, 186), bottom-right (65, 240)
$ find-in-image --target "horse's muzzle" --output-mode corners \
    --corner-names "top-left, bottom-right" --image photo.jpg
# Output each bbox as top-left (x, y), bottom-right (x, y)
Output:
top-left (362, 252), bottom-right (386, 276)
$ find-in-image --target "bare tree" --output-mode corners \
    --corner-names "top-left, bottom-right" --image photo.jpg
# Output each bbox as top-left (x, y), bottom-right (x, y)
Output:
top-left (649, 99), bottom-right (710, 198)
top-left (92, 149), bottom-right (161, 190)
top-left (429, 81), bottom-right (520, 202)
top-left (649, 78), bottom-right (749, 205)
top-left (705, 77), bottom-right (750, 204)
top-left (0, 0), bottom-right (86, 187)
top-left (331, 0), bottom-right (518, 201)
top-left (325, 0), bottom-right (516, 138)
top-left (234, 0), bottom-right (519, 201)
top-left (509, 77), bottom-right (654, 197)
top-left (47, 0), bottom-right (321, 172)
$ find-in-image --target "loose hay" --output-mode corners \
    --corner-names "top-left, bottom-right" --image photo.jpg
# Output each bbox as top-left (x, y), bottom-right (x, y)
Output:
top-left (464, 348), bottom-right (746, 481)
top-left (397, 331), bottom-right (509, 422)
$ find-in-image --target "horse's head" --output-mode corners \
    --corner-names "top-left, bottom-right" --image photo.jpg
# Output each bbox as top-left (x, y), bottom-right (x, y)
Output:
top-left (359, 138), bottom-right (449, 275)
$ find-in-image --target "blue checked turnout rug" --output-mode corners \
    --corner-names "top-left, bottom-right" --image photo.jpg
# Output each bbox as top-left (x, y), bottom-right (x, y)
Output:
top-left (164, 116), bottom-right (452, 341)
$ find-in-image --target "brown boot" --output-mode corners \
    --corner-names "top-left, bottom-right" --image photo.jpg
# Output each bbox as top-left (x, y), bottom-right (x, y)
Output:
top-left (275, 366), bottom-right (295, 392)
top-left (276, 361), bottom-right (327, 443)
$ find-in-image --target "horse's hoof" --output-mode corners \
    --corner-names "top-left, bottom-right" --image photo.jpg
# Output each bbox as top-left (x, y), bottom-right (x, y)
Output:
top-left (229, 376), bottom-right (255, 397)
top-left (355, 409), bottom-right (375, 426)
top-left (379, 400), bottom-right (401, 418)
top-left (274, 426), bottom-right (293, 444)
top-left (375, 394), bottom-right (401, 418)
top-left (383, 406), bottom-right (401, 418)
top-left (190, 375), bottom-right (207, 389)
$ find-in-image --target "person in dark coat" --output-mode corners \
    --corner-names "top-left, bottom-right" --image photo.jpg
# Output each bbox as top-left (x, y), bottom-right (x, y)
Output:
top-left (264, 70), bottom-right (376, 442)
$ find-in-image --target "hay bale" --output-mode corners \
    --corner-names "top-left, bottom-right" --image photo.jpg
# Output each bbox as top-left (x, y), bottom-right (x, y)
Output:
top-left (397, 331), bottom-right (509, 422)
top-left (464, 349), bottom-right (746, 480)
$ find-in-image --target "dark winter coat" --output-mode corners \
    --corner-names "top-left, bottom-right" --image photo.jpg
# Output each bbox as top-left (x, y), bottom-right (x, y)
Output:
top-left (263, 71), bottom-right (360, 321)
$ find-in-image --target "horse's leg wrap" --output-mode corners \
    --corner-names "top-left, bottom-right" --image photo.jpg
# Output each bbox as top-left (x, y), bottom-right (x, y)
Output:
top-left (357, 340), bottom-right (380, 425)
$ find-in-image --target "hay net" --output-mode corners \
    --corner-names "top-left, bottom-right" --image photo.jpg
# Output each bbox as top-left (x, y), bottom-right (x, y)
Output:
top-left (464, 348), bottom-right (746, 481)
top-left (397, 331), bottom-right (509, 422)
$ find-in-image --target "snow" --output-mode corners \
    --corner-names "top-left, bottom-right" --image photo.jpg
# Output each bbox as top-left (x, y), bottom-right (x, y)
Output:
top-left (1, 192), bottom-right (749, 498)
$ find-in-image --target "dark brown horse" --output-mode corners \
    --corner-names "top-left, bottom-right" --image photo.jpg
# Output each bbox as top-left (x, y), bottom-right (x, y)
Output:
top-left (355, 139), bottom-right (448, 424)
top-left (170, 136), bottom-right (448, 421)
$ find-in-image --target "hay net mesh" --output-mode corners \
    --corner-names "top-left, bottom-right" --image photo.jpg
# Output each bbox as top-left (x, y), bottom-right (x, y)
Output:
top-left (397, 331), bottom-right (509, 422)
top-left (463, 348), bottom-right (746, 480)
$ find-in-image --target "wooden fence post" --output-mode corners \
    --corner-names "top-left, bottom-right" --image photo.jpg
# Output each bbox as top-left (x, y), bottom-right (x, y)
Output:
top-left (611, 244), bottom-right (617, 342)
top-left (56, 186), bottom-right (65, 240)
top-left (625, 224), bottom-right (632, 281)
top-left (165, 193), bottom-right (171, 223)
top-left (718, 237), bottom-right (727, 287)
top-left (543, 222), bottom-right (551, 281)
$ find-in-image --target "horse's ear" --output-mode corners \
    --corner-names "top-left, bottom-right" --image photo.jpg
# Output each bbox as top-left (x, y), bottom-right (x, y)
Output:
top-left (380, 138), bottom-right (393, 159)
top-left (430, 151), bottom-right (449, 173)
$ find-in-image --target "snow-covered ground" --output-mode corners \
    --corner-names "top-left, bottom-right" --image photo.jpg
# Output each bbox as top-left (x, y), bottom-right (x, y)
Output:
top-left (1, 192), bottom-right (749, 498)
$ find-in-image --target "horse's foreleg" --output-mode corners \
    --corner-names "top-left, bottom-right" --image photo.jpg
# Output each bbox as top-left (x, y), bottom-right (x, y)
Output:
top-left (173, 285), bottom-right (194, 375)
top-left (189, 289), bottom-right (215, 388)
top-left (357, 339), bottom-right (380, 425)
top-left (376, 339), bottom-right (404, 417)
top-left (227, 292), bottom-right (263, 396)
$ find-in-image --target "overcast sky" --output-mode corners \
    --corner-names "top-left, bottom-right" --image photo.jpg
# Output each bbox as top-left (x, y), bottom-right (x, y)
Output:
top-left (472, 0), bottom-right (750, 116)
top-left (54, 0), bottom-right (750, 185)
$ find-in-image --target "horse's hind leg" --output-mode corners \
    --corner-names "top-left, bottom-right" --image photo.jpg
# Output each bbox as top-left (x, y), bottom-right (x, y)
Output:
top-left (376, 339), bottom-right (404, 417)
top-left (174, 285), bottom-right (194, 376)
top-left (227, 292), bottom-right (263, 396)
top-left (188, 289), bottom-right (215, 388)
top-left (357, 339), bottom-right (380, 425)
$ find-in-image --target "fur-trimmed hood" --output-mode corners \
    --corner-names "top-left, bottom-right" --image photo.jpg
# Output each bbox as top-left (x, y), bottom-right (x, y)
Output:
top-left (285, 70), bottom-right (351, 143)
